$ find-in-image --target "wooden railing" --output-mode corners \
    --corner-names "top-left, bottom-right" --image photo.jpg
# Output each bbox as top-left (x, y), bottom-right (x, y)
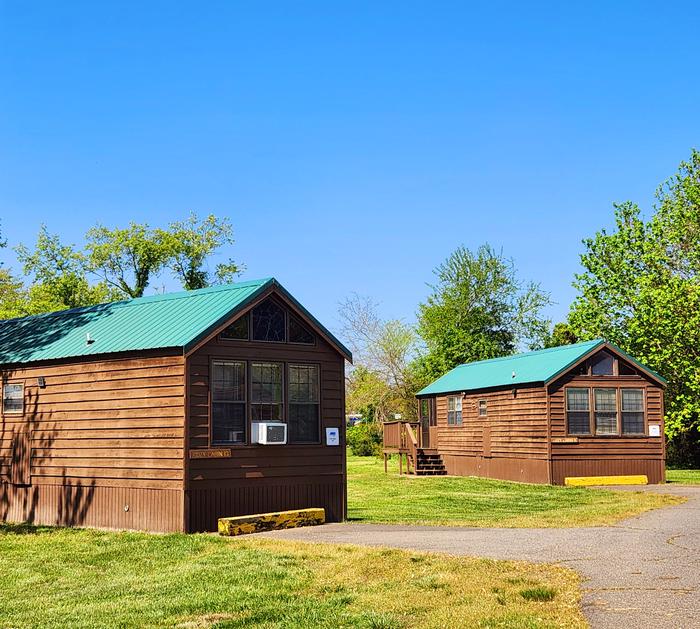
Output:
top-left (382, 420), bottom-right (421, 474)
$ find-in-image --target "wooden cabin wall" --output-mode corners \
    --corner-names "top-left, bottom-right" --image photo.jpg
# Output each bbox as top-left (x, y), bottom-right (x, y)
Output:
top-left (0, 354), bottom-right (185, 532)
top-left (185, 335), bottom-right (346, 532)
top-left (434, 386), bottom-right (550, 483)
top-left (548, 372), bottom-right (665, 484)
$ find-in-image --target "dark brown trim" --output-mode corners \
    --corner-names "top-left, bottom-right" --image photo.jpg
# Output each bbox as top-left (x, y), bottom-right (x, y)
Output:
top-left (185, 286), bottom-right (351, 362)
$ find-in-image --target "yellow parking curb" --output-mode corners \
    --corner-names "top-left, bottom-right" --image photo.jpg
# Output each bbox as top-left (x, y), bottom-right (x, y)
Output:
top-left (565, 475), bottom-right (648, 486)
top-left (218, 508), bottom-right (325, 536)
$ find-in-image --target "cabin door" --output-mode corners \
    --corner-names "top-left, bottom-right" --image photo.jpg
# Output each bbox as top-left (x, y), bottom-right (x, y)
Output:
top-left (420, 398), bottom-right (438, 449)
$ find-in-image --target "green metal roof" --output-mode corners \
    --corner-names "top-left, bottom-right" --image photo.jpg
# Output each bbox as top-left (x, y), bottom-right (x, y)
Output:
top-left (0, 278), bottom-right (352, 366)
top-left (417, 339), bottom-right (665, 396)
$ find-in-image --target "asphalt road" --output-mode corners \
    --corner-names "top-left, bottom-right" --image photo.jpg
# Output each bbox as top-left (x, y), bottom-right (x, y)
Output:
top-left (261, 484), bottom-right (700, 628)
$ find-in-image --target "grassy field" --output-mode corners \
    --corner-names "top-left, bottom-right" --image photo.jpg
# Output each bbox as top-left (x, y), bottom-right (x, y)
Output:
top-left (667, 468), bottom-right (700, 484)
top-left (347, 454), bottom-right (683, 527)
top-left (0, 523), bottom-right (586, 629)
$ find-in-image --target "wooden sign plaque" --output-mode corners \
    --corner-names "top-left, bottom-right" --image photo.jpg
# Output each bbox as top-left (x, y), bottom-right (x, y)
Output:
top-left (190, 448), bottom-right (232, 459)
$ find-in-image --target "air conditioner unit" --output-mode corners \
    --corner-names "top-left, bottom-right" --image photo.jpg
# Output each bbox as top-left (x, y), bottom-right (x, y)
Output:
top-left (252, 422), bottom-right (287, 445)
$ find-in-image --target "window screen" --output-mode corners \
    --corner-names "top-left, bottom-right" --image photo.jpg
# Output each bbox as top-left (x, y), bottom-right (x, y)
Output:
top-left (594, 388), bottom-right (618, 435)
top-left (251, 362), bottom-right (283, 421)
top-left (289, 315), bottom-right (314, 344)
top-left (447, 396), bottom-right (462, 426)
top-left (2, 384), bottom-right (23, 414)
top-left (566, 388), bottom-right (590, 434)
top-left (252, 299), bottom-right (286, 342)
top-left (621, 389), bottom-right (644, 434)
top-left (591, 351), bottom-right (614, 376)
top-left (220, 314), bottom-right (249, 340)
top-left (211, 361), bottom-right (246, 444)
top-left (288, 364), bottom-right (320, 443)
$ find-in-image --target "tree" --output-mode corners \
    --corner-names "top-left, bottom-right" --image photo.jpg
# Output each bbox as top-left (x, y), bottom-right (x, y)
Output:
top-left (15, 225), bottom-right (116, 311)
top-left (339, 294), bottom-right (421, 422)
top-left (416, 244), bottom-right (552, 381)
top-left (543, 322), bottom-right (578, 348)
top-left (568, 150), bottom-right (700, 463)
top-left (161, 213), bottom-right (241, 290)
top-left (85, 222), bottom-right (170, 298)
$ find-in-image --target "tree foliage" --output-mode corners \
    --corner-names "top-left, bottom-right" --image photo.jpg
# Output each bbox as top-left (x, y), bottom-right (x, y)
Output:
top-left (416, 244), bottom-right (552, 381)
top-left (85, 222), bottom-right (170, 298)
top-left (339, 295), bottom-right (421, 422)
top-left (568, 149), bottom-right (700, 454)
top-left (0, 213), bottom-right (241, 319)
top-left (161, 213), bottom-right (241, 290)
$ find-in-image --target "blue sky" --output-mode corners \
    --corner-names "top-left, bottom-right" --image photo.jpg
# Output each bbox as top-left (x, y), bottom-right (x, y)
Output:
top-left (1, 2), bottom-right (699, 335)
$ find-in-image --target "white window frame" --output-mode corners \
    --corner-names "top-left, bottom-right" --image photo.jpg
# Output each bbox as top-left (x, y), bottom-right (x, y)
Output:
top-left (2, 383), bottom-right (24, 415)
top-left (447, 396), bottom-right (463, 426)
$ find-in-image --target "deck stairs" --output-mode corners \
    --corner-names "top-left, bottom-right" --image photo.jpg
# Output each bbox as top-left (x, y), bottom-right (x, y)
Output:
top-left (414, 449), bottom-right (446, 476)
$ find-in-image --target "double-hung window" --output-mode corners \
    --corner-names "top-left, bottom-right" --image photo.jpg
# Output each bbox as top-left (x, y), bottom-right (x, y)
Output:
top-left (566, 388), bottom-right (590, 435)
top-left (288, 364), bottom-right (320, 443)
top-left (251, 362), bottom-right (283, 421)
top-left (211, 361), bottom-right (246, 444)
top-left (594, 388), bottom-right (618, 435)
top-left (621, 389), bottom-right (644, 434)
top-left (447, 396), bottom-right (462, 426)
top-left (2, 384), bottom-right (23, 414)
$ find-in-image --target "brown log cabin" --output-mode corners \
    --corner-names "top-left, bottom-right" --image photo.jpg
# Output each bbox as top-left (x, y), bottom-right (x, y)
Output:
top-left (0, 278), bottom-right (351, 532)
top-left (383, 340), bottom-right (666, 484)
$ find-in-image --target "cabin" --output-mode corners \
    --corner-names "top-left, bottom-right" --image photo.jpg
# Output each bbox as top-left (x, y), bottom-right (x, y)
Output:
top-left (0, 278), bottom-right (351, 532)
top-left (383, 340), bottom-right (666, 484)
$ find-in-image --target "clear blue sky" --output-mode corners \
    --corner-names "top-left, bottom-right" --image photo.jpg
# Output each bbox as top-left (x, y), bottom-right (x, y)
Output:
top-left (1, 2), bottom-right (699, 335)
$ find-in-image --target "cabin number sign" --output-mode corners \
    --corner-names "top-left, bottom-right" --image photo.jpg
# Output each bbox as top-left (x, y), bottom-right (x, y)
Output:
top-left (190, 448), bottom-right (233, 459)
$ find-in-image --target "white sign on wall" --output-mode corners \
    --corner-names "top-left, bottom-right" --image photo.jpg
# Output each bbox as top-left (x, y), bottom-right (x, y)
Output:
top-left (648, 424), bottom-right (661, 437)
top-left (326, 427), bottom-right (340, 446)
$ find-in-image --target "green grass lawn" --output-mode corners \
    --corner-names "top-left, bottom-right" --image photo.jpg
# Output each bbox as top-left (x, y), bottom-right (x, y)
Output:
top-left (667, 468), bottom-right (700, 484)
top-left (0, 524), bottom-right (586, 628)
top-left (347, 453), bottom-right (683, 527)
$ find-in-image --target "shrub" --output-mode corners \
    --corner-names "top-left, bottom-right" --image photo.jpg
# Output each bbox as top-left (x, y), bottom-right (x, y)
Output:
top-left (347, 422), bottom-right (382, 456)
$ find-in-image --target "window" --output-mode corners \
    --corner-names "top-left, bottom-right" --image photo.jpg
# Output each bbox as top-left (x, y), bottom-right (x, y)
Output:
top-left (220, 314), bottom-right (249, 340)
top-left (211, 362), bottom-right (246, 444)
top-left (478, 400), bottom-right (487, 417)
top-left (622, 388), bottom-right (644, 434)
top-left (618, 362), bottom-right (637, 376)
top-left (251, 362), bottom-right (283, 421)
top-left (591, 351), bottom-right (614, 376)
top-left (289, 315), bottom-right (314, 344)
top-left (594, 388), bottom-right (618, 435)
top-left (288, 364), bottom-right (320, 443)
top-left (566, 388), bottom-right (590, 435)
top-left (447, 396), bottom-right (462, 426)
top-left (2, 384), bottom-right (23, 414)
top-left (420, 399), bottom-right (430, 421)
top-left (252, 299), bottom-right (287, 342)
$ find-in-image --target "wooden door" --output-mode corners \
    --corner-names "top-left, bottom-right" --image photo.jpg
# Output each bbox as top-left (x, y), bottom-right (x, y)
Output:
top-left (420, 398), bottom-right (438, 449)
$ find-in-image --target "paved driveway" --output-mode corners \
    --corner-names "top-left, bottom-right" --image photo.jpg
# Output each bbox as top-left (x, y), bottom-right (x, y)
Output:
top-left (262, 485), bottom-right (700, 628)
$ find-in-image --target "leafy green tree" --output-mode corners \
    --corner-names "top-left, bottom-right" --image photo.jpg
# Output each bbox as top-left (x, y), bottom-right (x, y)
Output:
top-left (543, 322), bottom-right (578, 348)
top-left (161, 213), bottom-right (241, 290)
top-left (85, 222), bottom-right (170, 298)
top-left (0, 268), bottom-right (29, 319)
top-left (416, 244), bottom-right (552, 380)
top-left (568, 150), bottom-right (700, 462)
top-left (16, 225), bottom-right (116, 311)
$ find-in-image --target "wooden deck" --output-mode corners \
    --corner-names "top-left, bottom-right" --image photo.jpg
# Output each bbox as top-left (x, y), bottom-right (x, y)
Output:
top-left (382, 421), bottom-right (446, 476)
